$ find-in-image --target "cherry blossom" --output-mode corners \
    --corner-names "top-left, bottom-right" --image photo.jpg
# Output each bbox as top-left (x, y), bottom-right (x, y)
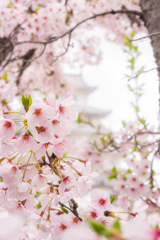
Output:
top-left (0, 1), bottom-right (159, 239)
top-left (14, 131), bottom-right (39, 154)
top-left (90, 189), bottom-right (111, 211)
top-left (0, 117), bottom-right (16, 140)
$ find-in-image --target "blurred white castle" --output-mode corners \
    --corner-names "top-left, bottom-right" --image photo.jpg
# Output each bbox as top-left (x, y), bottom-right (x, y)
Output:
top-left (63, 74), bottom-right (109, 137)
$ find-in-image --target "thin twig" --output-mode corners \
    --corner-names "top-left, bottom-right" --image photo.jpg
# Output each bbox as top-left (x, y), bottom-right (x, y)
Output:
top-left (59, 201), bottom-right (82, 221)
top-left (140, 197), bottom-right (160, 209)
top-left (128, 67), bottom-right (160, 81)
top-left (131, 31), bottom-right (160, 42)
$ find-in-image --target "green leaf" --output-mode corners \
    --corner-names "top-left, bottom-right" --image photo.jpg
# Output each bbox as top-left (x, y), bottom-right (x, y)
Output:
top-left (135, 106), bottom-right (139, 112)
top-left (36, 202), bottom-right (42, 209)
top-left (100, 136), bottom-right (105, 144)
top-left (122, 121), bottom-right (126, 127)
top-left (86, 217), bottom-right (113, 238)
top-left (112, 167), bottom-right (117, 174)
top-left (110, 195), bottom-right (118, 204)
top-left (97, 124), bottom-right (101, 131)
top-left (108, 175), bottom-right (116, 181)
top-left (92, 140), bottom-right (97, 147)
top-left (2, 99), bottom-right (8, 106)
top-left (77, 112), bottom-right (83, 124)
top-left (138, 117), bottom-right (146, 125)
top-left (127, 84), bottom-right (134, 92)
top-left (35, 8), bottom-right (39, 13)
top-left (112, 219), bottom-right (121, 233)
top-left (123, 34), bottom-right (130, 41)
top-left (21, 94), bottom-right (32, 112)
top-left (133, 46), bottom-right (138, 52)
top-left (0, 178), bottom-right (3, 182)
top-left (130, 65), bottom-right (134, 70)
top-left (60, 206), bottom-right (69, 214)
top-left (106, 132), bottom-right (112, 139)
top-left (2, 72), bottom-right (7, 82)
top-left (126, 169), bottom-right (132, 174)
top-left (36, 191), bottom-right (41, 196)
top-left (27, 129), bottom-right (33, 137)
top-left (8, 2), bottom-right (13, 8)
top-left (129, 57), bottom-right (135, 64)
top-left (108, 167), bottom-right (117, 181)
top-left (131, 31), bottom-right (135, 38)
top-left (131, 145), bottom-right (139, 153)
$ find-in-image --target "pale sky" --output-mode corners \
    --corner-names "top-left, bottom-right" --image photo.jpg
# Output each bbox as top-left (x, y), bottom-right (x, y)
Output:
top-left (82, 33), bottom-right (159, 131)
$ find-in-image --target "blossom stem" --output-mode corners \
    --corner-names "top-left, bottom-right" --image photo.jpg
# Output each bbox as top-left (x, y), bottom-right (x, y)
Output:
top-left (15, 125), bottom-right (25, 135)
top-left (50, 208), bottom-right (62, 212)
top-left (55, 165), bottom-right (62, 180)
top-left (113, 211), bottom-right (130, 214)
top-left (65, 155), bottom-right (86, 163)
top-left (19, 163), bottom-right (35, 169)
top-left (42, 197), bottom-right (53, 215)
top-left (11, 153), bottom-right (19, 160)
top-left (4, 111), bottom-right (25, 115)
top-left (12, 118), bottom-right (25, 120)
top-left (17, 151), bottom-right (29, 164)
top-left (8, 150), bottom-right (18, 156)
top-left (34, 192), bottom-right (46, 197)
top-left (63, 159), bottom-right (81, 175)
top-left (17, 154), bottom-right (24, 163)
top-left (13, 120), bottom-right (25, 123)
top-left (23, 152), bottom-right (33, 179)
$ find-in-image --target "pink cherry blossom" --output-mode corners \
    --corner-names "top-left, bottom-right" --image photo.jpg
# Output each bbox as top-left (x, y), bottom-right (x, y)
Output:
top-left (14, 131), bottom-right (39, 154)
top-left (35, 125), bottom-right (52, 143)
top-left (0, 140), bottom-right (14, 157)
top-left (0, 215), bottom-right (24, 240)
top-left (26, 102), bottom-right (55, 129)
top-left (59, 175), bottom-right (76, 196)
top-left (31, 174), bottom-right (48, 188)
top-left (57, 96), bottom-right (78, 125)
top-left (0, 118), bottom-right (15, 140)
top-left (53, 138), bottom-right (72, 158)
top-left (90, 189), bottom-right (111, 210)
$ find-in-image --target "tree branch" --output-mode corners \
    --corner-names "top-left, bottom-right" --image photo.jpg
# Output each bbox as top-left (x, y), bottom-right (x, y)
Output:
top-left (12, 9), bottom-right (143, 46)
top-left (128, 67), bottom-right (160, 81)
top-left (131, 31), bottom-right (160, 42)
top-left (59, 200), bottom-right (82, 221)
top-left (0, 9), bottom-right (143, 71)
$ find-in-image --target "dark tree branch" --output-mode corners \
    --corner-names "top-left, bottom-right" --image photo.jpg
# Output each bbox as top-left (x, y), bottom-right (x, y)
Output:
top-left (140, 197), bottom-right (160, 209)
top-left (59, 200), bottom-right (82, 221)
top-left (122, 5), bottom-right (142, 26)
top-left (65, 0), bottom-right (69, 6)
top-left (16, 48), bottom-right (37, 85)
top-left (0, 38), bottom-right (13, 65)
top-left (0, 9), bottom-right (143, 75)
top-left (12, 9), bottom-right (143, 46)
top-left (52, 32), bottom-right (72, 62)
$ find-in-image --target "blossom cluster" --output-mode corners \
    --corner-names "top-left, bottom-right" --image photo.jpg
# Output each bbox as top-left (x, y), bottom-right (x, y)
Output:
top-left (0, 94), bottom-right (112, 239)
top-left (0, 0), bottom-right (144, 110)
top-left (0, 1), bottom-right (159, 239)
top-left (0, 93), bottom-right (160, 239)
